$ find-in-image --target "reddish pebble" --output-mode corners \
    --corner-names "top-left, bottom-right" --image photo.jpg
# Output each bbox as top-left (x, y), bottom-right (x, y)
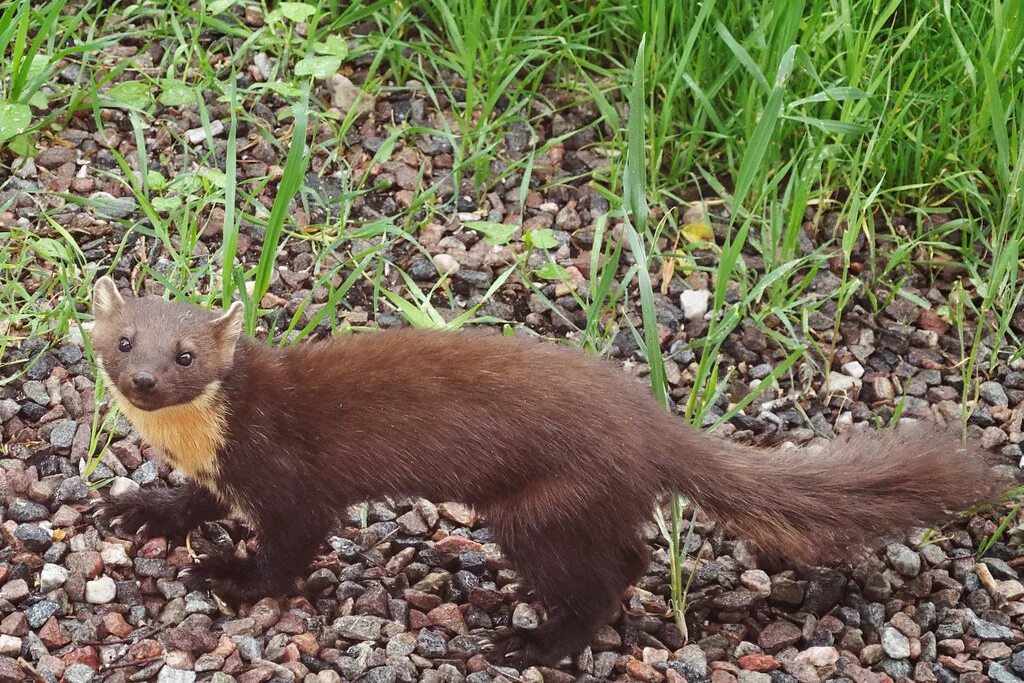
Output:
top-left (625, 656), bottom-right (666, 682)
top-left (434, 536), bottom-right (482, 554)
top-left (103, 612), bottom-right (134, 638)
top-left (39, 617), bottom-right (71, 648)
top-left (738, 654), bottom-right (781, 672)
top-left (427, 603), bottom-right (468, 635)
top-left (62, 646), bottom-right (99, 669)
top-left (137, 537), bottom-right (167, 559)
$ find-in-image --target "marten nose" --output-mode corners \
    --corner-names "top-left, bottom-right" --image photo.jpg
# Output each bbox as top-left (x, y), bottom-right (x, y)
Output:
top-left (132, 371), bottom-right (157, 392)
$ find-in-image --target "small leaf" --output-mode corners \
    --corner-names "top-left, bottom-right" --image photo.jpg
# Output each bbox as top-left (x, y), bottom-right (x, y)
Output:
top-left (315, 35), bottom-right (348, 59)
top-left (198, 166), bottom-right (227, 189)
top-left (465, 221), bottom-right (515, 245)
top-left (264, 81), bottom-right (302, 98)
top-left (151, 196), bottom-right (181, 213)
top-left (528, 228), bottom-right (559, 250)
top-left (146, 170), bottom-right (168, 190)
top-left (209, 0), bottom-right (236, 12)
top-left (104, 80), bottom-right (153, 110)
top-left (158, 79), bottom-right (196, 107)
top-left (29, 90), bottom-right (49, 109)
top-left (536, 262), bottom-right (570, 280)
top-left (276, 1), bottom-right (315, 22)
top-left (0, 102), bottom-right (32, 144)
top-left (681, 221), bottom-right (714, 244)
top-left (295, 56), bottom-right (341, 80)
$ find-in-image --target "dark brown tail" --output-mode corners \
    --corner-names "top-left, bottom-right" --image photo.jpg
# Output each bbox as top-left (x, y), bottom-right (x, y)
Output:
top-left (661, 423), bottom-right (1005, 566)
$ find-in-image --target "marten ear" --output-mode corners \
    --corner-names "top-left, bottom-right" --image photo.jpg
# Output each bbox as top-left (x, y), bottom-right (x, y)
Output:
top-left (92, 276), bottom-right (125, 319)
top-left (211, 301), bottom-right (244, 355)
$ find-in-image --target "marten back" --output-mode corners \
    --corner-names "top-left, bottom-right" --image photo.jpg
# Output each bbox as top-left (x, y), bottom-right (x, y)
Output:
top-left (222, 328), bottom-right (668, 509)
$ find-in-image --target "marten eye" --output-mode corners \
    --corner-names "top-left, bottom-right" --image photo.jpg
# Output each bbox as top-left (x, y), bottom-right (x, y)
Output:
top-left (176, 352), bottom-right (194, 367)
top-left (118, 338), bottom-right (132, 353)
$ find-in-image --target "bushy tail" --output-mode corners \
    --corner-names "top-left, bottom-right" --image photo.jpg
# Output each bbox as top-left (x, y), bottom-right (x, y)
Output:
top-left (662, 423), bottom-right (1005, 565)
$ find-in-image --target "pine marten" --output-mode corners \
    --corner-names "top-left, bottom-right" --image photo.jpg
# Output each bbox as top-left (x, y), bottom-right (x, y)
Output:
top-left (88, 276), bottom-right (1000, 666)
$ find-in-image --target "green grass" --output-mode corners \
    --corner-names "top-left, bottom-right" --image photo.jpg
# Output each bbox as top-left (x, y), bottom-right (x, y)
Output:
top-left (2, 0), bottom-right (1024, 631)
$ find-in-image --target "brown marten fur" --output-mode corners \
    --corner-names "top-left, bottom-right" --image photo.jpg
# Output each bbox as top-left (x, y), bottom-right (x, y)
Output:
top-left (88, 276), bottom-right (1001, 666)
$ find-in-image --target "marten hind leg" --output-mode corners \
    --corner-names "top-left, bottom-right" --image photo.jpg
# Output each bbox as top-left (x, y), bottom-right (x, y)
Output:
top-left (485, 499), bottom-right (649, 667)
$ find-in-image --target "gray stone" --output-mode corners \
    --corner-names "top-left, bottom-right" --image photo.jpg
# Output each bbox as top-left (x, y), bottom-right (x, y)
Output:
top-left (22, 380), bottom-right (50, 405)
top-left (416, 629), bottom-right (447, 658)
top-left (157, 666), bottom-right (197, 683)
top-left (0, 398), bottom-right (20, 421)
top-left (53, 476), bottom-right (88, 505)
top-left (989, 662), bottom-right (1024, 683)
top-left (886, 543), bottom-right (921, 577)
top-left (972, 618), bottom-right (1014, 642)
top-left (131, 460), bottom-right (159, 485)
top-left (231, 635), bottom-right (262, 661)
top-left (109, 476), bottom-right (140, 496)
top-left (7, 498), bottom-right (48, 522)
top-left (334, 615), bottom-right (386, 641)
top-left (184, 591), bottom-right (218, 615)
top-left (14, 523), bottom-right (51, 551)
top-left (980, 381), bottom-right (1009, 406)
top-left (881, 626), bottom-right (911, 659)
top-left (49, 419), bottom-right (78, 449)
top-left (64, 663), bottom-right (96, 683)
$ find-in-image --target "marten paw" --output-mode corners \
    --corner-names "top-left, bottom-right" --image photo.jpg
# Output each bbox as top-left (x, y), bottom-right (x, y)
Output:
top-left (481, 628), bottom-right (548, 669)
top-left (92, 495), bottom-right (172, 539)
top-left (179, 553), bottom-right (263, 607)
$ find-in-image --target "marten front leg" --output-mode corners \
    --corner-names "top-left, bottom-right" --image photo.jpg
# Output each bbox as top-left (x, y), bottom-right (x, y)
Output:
top-left (179, 499), bottom-right (330, 607)
top-left (94, 481), bottom-right (229, 539)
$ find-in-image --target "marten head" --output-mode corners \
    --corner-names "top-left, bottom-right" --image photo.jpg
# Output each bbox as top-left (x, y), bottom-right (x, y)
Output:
top-left (90, 277), bottom-right (243, 412)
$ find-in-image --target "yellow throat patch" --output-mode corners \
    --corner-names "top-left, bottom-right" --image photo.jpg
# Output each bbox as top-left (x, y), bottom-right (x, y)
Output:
top-left (102, 370), bottom-right (228, 481)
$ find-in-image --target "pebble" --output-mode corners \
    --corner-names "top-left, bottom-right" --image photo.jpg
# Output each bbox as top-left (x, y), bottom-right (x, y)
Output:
top-left (680, 289), bottom-right (711, 321)
top-left (0, 580), bottom-right (28, 603)
top-left (25, 601), bottom-right (61, 629)
top-left (759, 620), bottom-right (802, 653)
top-left (886, 543), bottom-right (921, 577)
top-left (972, 618), bottom-right (1014, 642)
top-left (40, 563), bottom-right (70, 592)
top-left (23, 380), bottom-right (50, 405)
top-left (826, 372), bottom-right (862, 393)
top-left (334, 615), bottom-right (386, 641)
top-left (64, 663), bottom-right (96, 683)
top-left (512, 603), bottom-right (540, 630)
top-left (85, 576), bottom-right (117, 604)
top-left (157, 666), bottom-right (197, 683)
top-left (7, 498), bottom-right (49, 522)
top-left (881, 626), bottom-right (911, 659)
top-left (131, 460), bottom-right (159, 485)
top-left (842, 360), bottom-right (865, 379)
top-left (0, 635), bottom-right (21, 657)
top-left (109, 476), bottom-right (140, 496)
top-left (49, 419), bottom-right (78, 448)
top-left (980, 381), bottom-right (1009, 406)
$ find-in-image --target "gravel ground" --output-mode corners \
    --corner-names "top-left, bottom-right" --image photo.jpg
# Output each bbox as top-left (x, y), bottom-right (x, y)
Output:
top-left (4, 11), bottom-right (1024, 683)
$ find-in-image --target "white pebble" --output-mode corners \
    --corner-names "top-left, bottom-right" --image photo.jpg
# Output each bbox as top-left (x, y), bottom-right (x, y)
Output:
top-left (432, 253), bottom-right (460, 275)
top-left (85, 576), bottom-right (117, 604)
top-left (40, 563), bottom-right (69, 592)
top-left (825, 372), bottom-right (861, 393)
top-left (679, 289), bottom-right (711, 321)
top-left (100, 542), bottom-right (131, 567)
top-left (0, 635), bottom-right (22, 656)
top-left (185, 120), bottom-right (224, 145)
top-left (841, 360), bottom-right (865, 379)
top-left (109, 477), bottom-right (140, 497)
